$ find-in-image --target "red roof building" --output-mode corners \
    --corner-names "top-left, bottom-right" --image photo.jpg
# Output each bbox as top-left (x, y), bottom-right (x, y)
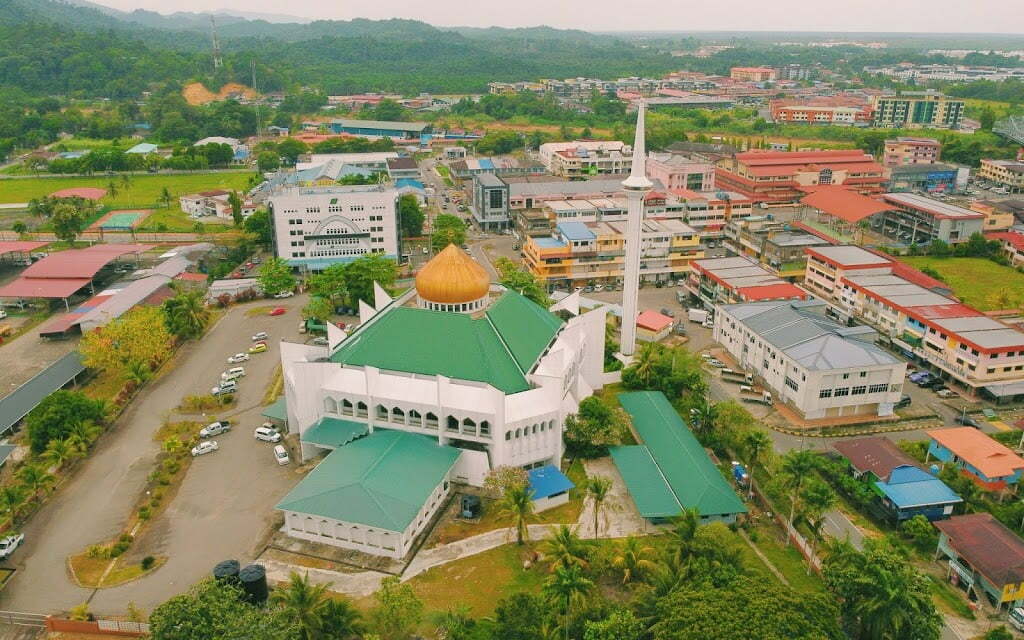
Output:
top-left (715, 150), bottom-right (888, 204)
top-left (799, 186), bottom-right (894, 224)
top-left (934, 513), bottom-right (1024, 606)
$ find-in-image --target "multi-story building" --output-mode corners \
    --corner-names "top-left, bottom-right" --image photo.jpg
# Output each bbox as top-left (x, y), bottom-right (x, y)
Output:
top-left (715, 150), bottom-right (887, 204)
top-left (268, 185), bottom-right (400, 270)
top-left (972, 201), bottom-right (1017, 232)
top-left (883, 137), bottom-right (941, 167)
top-left (715, 298), bottom-right (906, 419)
top-left (769, 97), bottom-right (872, 126)
top-left (935, 514), bottom-right (1024, 614)
top-left (986, 231), bottom-right (1024, 266)
top-left (672, 189), bottom-right (755, 244)
top-left (523, 219), bottom-right (702, 288)
top-left (729, 67), bottom-right (777, 82)
top-left (538, 141), bottom-right (632, 177)
top-left (686, 256), bottom-right (807, 308)
top-left (722, 217), bottom-right (831, 276)
top-left (870, 91), bottom-right (965, 130)
top-left (449, 157), bottom-right (545, 180)
top-left (471, 174), bottom-right (511, 232)
top-left (873, 193), bottom-right (985, 245)
top-left (803, 245), bottom-right (1024, 398)
top-left (979, 159), bottom-right (1024, 193)
top-left (646, 153), bottom-right (715, 191)
top-left (887, 163), bottom-right (963, 194)
top-left (772, 64), bottom-right (816, 81)
top-left (179, 190), bottom-right (257, 220)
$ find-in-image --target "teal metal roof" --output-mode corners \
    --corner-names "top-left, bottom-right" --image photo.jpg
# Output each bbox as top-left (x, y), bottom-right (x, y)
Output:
top-left (302, 417), bottom-right (369, 448)
top-left (330, 291), bottom-right (561, 394)
top-left (609, 446), bottom-right (682, 518)
top-left (276, 430), bottom-right (460, 532)
top-left (615, 391), bottom-right (747, 518)
top-left (261, 397), bottom-right (287, 422)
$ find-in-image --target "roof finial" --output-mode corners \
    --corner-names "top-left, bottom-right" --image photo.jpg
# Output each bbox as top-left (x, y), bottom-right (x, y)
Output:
top-left (623, 100), bottom-right (653, 190)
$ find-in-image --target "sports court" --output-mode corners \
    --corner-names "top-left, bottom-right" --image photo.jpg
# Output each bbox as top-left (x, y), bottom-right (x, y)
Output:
top-left (88, 209), bottom-right (152, 231)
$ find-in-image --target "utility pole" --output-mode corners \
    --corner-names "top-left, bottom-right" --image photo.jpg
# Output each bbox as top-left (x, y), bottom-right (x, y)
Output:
top-left (210, 16), bottom-right (223, 71)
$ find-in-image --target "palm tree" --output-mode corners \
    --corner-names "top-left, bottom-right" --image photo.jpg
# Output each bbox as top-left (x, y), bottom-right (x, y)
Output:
top-left (542, 565), bottom-right (593, 640)
top-left (798, 478), bottom-right (837, 567)
top-left (689, 400), bottom-right (717, 437)
top-left (106, 180), bottom-right (119, 200)
top-left (498, 484), bottom-right (534, 545)
top-left (126, 360), bottom-right (151, 386)
top-left (743, 429), bottom-right (772, 498)
top-left (158, 187), bottom-right (173, 209)
top-left (851, 559), bottom-right (936, 640)
top-left (318, 597), bottom-right (363, 639)
top-left (67, 420), bottom-right (103, 452)
top-left (270, 571), bottom-right (331, 640)
top-left (585, 475), bottom-right (613, 538)
top-left (16, 464), bottom-right (54, 500)
top-left (665, 507), bottom-right (700, 568)
top-left (162, 288), bottom-right (211, 340)
top-left (541, 525), bottom-right (589, 572)
top-left (779, 449), bottom-right (817, 542)
top-left (44, 438), bottom-right (81, 470)
top-left (0, 485), bottom-right (26, 521)
top-left (611, 536), bottom-right (657, 584)
top-left (632, 342), bottom-right (660, 387)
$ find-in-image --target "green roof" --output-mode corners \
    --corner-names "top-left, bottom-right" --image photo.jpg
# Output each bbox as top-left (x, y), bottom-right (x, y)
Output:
top-left (261, 396), bottom-right (288, 422)
top-left (609, 446), bottom-right (682, 518)
top-left (277, 430), bottom-right (461, 532)
top-left (329, 291), bottom-right (561, 394)
top-left (615, 391), bottom-right (747, 518)
top-left (302, 417), bottom-right (369, 448)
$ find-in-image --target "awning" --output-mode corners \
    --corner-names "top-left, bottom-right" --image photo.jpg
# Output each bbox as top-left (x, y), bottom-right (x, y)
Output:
top-left (261, 397), bottom-right (288, 422)
top-left (984, 381), bottom-right (1024, 398)
top-left (301, 417), bottom-right (368, 448)
top-left (0, 278), bottom-right (91, 299)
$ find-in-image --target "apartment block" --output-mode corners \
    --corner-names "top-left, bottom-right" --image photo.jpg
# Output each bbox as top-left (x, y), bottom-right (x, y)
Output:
top-left (873, 193), bottom-right (985, 245)
top-left (686, 256), bottom-right (807, 308)
top-left (523, 219), bottom-right (702, 288)
top-left (729, 67), bottom-right (777, 82)
top-left (883, 137), bottom-right (941, 167)
top-left (979, 159), bottom-right (1024, 193)
top-left (723, 217), bottom-right (831, 275)
top-left (715, 150), bottom-right (887, 204)
top-left (645, 153), bottom-right (715, 191)
top-left (770, 97), bottom-right (872, 126)
top-left (870, 91), bottom-right (965, 130)
top-left (538, 141), bottom-right (632, 177)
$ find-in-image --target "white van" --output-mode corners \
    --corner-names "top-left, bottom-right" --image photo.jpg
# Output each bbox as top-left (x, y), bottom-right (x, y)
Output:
top-left (273, 445), bottom-right (290, 465)
top-left (221, 367), bottom-right (246, 381)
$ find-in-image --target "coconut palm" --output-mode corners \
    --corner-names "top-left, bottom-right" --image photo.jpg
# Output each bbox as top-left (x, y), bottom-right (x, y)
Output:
top-left (126, 360), bottom-right (151, 386)
top-left (67, 420), bottom-right (103, 451)
top-left (585, 475), bottom-right (613, 538)
top-left (611, 535), bottom-right (657, 584)
top-left (498, 483), bottom-right (534, 545)
top-left (666, 507), bottom-right (701, 568)
top-left (106, 181), bottom-right (119, 200)
top-left (542, 565), bottom-right (593, 640)
top-left (318, 597), bottom-right (363, 639)
top-left (632, 342), bottom-right (660, 387)
top-left (270, 571), bottom-right (331, 640)
top-left (743, 429), bottom-right (772, 497)
top-left (16, 463), bottom-right (54, 500)
top-left (541, 525), bottom-right (589, 572)
top-left (162, 288), bottom-right (210, 340)
top-left (0, 485), bottom-right (26, 520)
top-left (689, 400), bottom-right (717, 437)
top-left (158, 187), bottom-right (173, 209)
top-left (44, 438), bottom-right (81, 470)
top-left (780, 449), bottom-right (818, 540)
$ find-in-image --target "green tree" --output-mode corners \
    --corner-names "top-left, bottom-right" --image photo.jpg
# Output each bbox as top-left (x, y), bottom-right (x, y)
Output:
top-left (798, 477), bottom-right (837, 559)
top-left (162, 288), bottom-right (211, 340)
top-left (0, 485), bottom-right (26, 521)
top-left (585, 476), bottom-right (613, 538)
top-left (51, 201), bottom-right (88, 244)
top-left (666, 507), bottom-right (701, 568)
top-left (158, 186), bottom-right (173, 209)
top-left (80, 306), bottom-right (172, 378)
top-left (257, 257), bottom-right (296, 297)
top-left (228, 191), bottom-right (243, 226)
top-left (269, 571), bottom-right (331, 640)
top-left (243, 209), bottom-right (273, 246)
top-left (563, 396), bottom-right (629, 459)
top-left (25, 391), bottom-right (106, 455)
top-left (742, 429), bottom-right (772, 497)
top-left (542, 565), bottom-right (593, 640)
top-left (303, 296), bottom-right (333, 325)
top-left (498, 483), bottom-right (534, 545)
top-left (397, 194), bottom-right (425, 238)
top-left (370, 576), bottom-right (424, 640)
top-left (277, 138), bottom-right (309, 166)
top-left (979, 106), bottom-right (996, 131)
top-left (257, 151), bottom-right (281, 172)
top-left (308, 263), bottom-right (349, 302)
top-left (44, 437), bottom-right (82, 470)
top-left (779, 449), bottom-right (818, 539)
top-left (583, 609), bottom-right (643, 640)
top-left (12, 221), bottom-right (27, 237)
top-left (611, 535), bottom-right (657, 584)
top-left (495, 257), bottom-right (549, 306)
top-left (149, 578), bottom-right (291, 640)
top-left (542, 525), bottom-right (590, 572)
top-left (16, 463), bottom-right (54, 500)
top-left (432, 214), bottom-right (467, 252)
top-left (899, 514), bottom-right (938, 552)
top-left (319, 598), bottom-right (364, 639)
top-left (492, 593), bottom-right (547, 640)
top-left (343, 254), bottom-right (398, 307)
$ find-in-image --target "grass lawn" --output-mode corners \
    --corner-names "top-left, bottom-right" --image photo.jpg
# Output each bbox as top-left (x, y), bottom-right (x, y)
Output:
top-left (68, 553), bottom-right (165, 588)
top-left (0, 172), bottom-right (254, 207)
top-left (899, 257), bottom-right (1024, 311)
top-left (927, 574), bottom-right (976, 620)
top-left (748, 522), bottom-right (827, 595)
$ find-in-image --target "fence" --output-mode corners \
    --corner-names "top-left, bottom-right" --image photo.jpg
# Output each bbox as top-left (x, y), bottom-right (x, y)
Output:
top-left (45, 616), bottom-right (149, 636)
top-left (748, 480), bottom-right (823, 573)
top-left (0, 611), bottom-right (46, 628)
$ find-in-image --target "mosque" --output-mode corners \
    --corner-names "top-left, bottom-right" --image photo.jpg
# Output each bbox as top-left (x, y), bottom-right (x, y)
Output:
top-left (275, 244), bottom-right (608, 559)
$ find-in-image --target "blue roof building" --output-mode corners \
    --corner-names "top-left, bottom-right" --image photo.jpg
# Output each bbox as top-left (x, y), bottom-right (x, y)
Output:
top-left (126, 143), bottom-right (158, 155)
top-left (875, 465), bottom-right (962, 522)
top-left (556, 222), bottom-right (597, 243)
top-left (528, 464), bottom-right (574, 512)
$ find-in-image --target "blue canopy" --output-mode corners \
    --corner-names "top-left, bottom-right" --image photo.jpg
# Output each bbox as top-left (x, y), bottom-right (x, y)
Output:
top-left (528, 465), bottom-right (574, 499)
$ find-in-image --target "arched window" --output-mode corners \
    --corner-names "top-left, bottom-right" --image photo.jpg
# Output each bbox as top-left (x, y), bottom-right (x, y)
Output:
top-left (356, 401), bottom-right (368, 418)
top-left (341, 399), bottom-right (354, 416)
top-left (539, 421), bottom-right (546, 432)
top-left (515, 428), bottom-right (522, 438)
top-left (480, 420), bottom-right (491, 436)
top-left (392, 407), bottom-right (405, 423)
top-left (462, 418), bottom-right (476, 433)
top-left (426, 412), bottom-right (438, 429)
top-left (408, 409), bottom-right (422, 426)
top-left (376, 404), bottom-right (389, 420)
top-left (532, 424), bottom-right (538, 434)
top-left (505, 431), bottom-right (512, 441)
top-left (447, 416), bottom-right (460, 432)
top-left (324, 397), bottom-right (338, 413)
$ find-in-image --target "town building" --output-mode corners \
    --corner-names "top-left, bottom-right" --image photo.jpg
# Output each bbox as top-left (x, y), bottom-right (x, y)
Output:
top-left (612, 391), bottom-right (746, 524)
top-left (883, 137), bottom-right (942, 167)
top-left (927, 428), bottom-right (1024, 491)
top-left (385, 157), bottom-right (420, 180)
top-left (672, 189), bottom-right (755, 243)
top-left (638, 94), bottom-right (734, 111)
top-left (730, 67), bottom-right (777, 82)
top-left (636, 310), bottom-right (674, 342)
top-left (870, 91), bottom-right (965, 129)
top-left (723, 217), bottom-right (831, 277)
top-left (522, 219), bottom-right (702, 289)
top-left (179, 190), bottom-right (257, 220)
top-left (803, 245), bottom-right (1024, 398)
top-left (449, 157), bottom-right (545, 180)
top-left (769, 97), bottom-right (872, 126)
top-left (274, 246), bottom-right (609, 558)
top-left (873, 193), bottom-right (985, 245)
top-left (645, 153), bottom-right (715, 191)
top-left (714, 298), bottom-right (906, 419)
top-left (538, 141), bottom-right (633, 177)
top-left (714, 150), bottom-right (887, 204)
top-left (934, 514), bottom-right (1024, 612)
top-left (887, 163), bottom-right (963, 194)
top-left (327, 119), bottom-right (431, 141)
top-left (267, 185), bottom-right (400, 270)
top-left (979, 159), bottom-right (1024, 193)
top-left (298, 153), bottom-right (399, 173)
top-left (686, 256), bottom-right (807, 308)
top-left (972, 201), bottom-right (1017, 233)
top-left (986, 230), bottom-right (1024, 266)
top-left (444, 146), bottom-right (467, 160)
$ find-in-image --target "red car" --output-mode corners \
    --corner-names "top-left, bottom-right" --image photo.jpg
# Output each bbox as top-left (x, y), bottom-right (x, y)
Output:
top-left (269, 307), bottom-right (287, 316)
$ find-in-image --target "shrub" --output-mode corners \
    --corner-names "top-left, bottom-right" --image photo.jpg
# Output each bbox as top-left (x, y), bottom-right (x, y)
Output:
top-left (119, 533), bottom-right (133, 544)
top-left (86, 544), bottom-right (108, 559)
top-left (141, 556), bottom-right (156, 571)
top-left (69, 603), bottom-right (91, 621)
top-left (162, 458), bottom-right (180, 475)
top-left (138, 506), bottom-right (152, 520)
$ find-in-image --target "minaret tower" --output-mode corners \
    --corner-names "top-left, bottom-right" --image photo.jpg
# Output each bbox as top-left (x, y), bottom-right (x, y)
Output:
top-left (620, 101), bottom-right (652, 357)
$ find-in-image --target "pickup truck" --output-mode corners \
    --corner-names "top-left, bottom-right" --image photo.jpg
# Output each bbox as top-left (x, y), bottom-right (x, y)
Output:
top-left (720, 369), bottom-right (754, 385)
top-left (739, 386), bottom-right (773, 405)
top-left (0, 533), bottom-right (25, 560)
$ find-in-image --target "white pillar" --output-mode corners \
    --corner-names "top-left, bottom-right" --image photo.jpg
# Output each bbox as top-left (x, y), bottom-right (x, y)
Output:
top-left (620, 102), bottom-right (653, 357)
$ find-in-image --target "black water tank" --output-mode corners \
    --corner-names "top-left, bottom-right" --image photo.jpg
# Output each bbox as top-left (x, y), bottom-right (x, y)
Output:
top-left (239, 563), bottom-right (268, 605)
top-left (213, 559), bottom-right (240, 584)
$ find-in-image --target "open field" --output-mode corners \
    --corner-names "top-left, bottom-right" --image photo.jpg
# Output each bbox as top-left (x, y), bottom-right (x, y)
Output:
top-left (0, 172), bottom-right (254, 206)
top-left (899, 257), bottom-right (1024, 311)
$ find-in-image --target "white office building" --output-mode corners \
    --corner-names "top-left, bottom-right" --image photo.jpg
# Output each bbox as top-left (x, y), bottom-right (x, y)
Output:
top-left (268, 185), bottom-right (400, 270)
top-left (714, 298), bottom-right (907, 419)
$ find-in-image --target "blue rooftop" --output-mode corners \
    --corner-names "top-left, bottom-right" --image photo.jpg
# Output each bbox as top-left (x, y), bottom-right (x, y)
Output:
top-left (395, 178), bottom-right (425, 191)
top-left (557, 222), bottom-right (596, 242)
top-left (126, 143), bottom-right (157, 154)
top-left (534, 237), bottom-right (568, 249)
top-left (478, 158), bottom-right (495, 170)
top-left (875, 465), bottom-right (962, 509)
top-left (528, 465), bottom-right (575, 500)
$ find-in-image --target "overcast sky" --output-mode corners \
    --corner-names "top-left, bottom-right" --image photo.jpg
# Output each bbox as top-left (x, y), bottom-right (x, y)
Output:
top-left (88, 0), bottom-right (1024, 33)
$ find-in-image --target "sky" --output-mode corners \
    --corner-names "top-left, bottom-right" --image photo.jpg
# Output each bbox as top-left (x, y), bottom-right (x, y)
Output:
top-left (87, 0), bottom-right (1024, 33)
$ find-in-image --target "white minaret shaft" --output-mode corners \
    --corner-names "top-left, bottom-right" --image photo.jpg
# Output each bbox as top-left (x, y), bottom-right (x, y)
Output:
top-left (620, 101), bottom-right (652, 357)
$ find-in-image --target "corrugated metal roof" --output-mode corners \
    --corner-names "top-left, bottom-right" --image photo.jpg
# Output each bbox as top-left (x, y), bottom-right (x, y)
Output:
top-left (301, 417), bottom-right (369, 448)
top-left (0, 351), bottom-right (85, 434)
top-left (527, 465), bottom-right (575, 500)
top-left (874, 465), bottom-right (961, 509)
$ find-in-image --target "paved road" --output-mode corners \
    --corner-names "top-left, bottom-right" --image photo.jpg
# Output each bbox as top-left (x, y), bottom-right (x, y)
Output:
top-left (0, 300), bottom-right (302, 614)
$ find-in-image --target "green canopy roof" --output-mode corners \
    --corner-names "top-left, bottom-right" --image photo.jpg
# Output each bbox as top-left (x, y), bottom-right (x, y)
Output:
top-left (261, 396), bottom-right (287, 422)
top-left (276, 430), bottom-right (460, 532)
top-left (301, 417), bottom-right (368, 448)
top-left (330, 291), bottom-right (561, 394)
top-left (614, 391), bottom-right (746, 519)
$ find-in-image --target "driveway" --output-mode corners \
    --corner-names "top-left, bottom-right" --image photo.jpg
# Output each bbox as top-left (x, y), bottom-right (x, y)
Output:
top-left (0, 300), bottom-right (304, 614)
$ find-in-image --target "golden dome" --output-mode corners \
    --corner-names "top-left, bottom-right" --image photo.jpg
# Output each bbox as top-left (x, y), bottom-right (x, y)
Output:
top-left (416, 244), bottom-right (490, 304)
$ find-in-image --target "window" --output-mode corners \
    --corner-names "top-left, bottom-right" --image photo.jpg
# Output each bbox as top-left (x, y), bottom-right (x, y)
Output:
top-left (819, 389), bottom-right (833, 398)
top-left (851, 385), bottom-right (867, 395)
top-left (425, 412), bottom-right (438, 428)
top-left (356, 401), bottom-right (367, 418)
top-left (446, 416), bottom-right (459, 432)
top-left (376, 404), bottom-right (388, 420)
top-left (324, 397), bottom-right (337, 413)
top-left (784, 376), bottom-right (799, 391)
top-left (391, 407), bottom-right (405, 423)
top-left (859, 371), bottom-right (867, 378)
top-left (480, 420), bottom-right (490, 436)
top-left (408, 409), bottom-right (422, 426)
top-left (834, 387), bottom-right (850, 397)
top-left (868, 383), bottom-right (888, 393)
top-left (341, 399), bottom-right (353, 416)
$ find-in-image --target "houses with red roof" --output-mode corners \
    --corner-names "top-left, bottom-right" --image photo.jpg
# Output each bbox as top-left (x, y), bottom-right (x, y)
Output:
top-left (986, 230), bottom-right (1024, 267)
top-left (927, 427), bottom-right (1024, 491)
top-left (935, 513), bottom-right (1024, 612)
top-left (714, 150), bottom-right (887, 204)
top-left (180, 190), bottom-right (257, 221)
top-left (686, 256), bottom-right (806, 308)
top-left (635, 310), bottom-right (674, 343)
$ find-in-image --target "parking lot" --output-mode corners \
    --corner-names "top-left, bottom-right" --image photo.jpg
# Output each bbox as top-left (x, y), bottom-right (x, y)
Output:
top-left (1, 299), bottom-right (307, 613)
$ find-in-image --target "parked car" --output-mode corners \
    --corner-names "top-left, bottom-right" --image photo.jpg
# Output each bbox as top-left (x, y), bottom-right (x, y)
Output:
top-left (0, 533), bottom-right (25, 560)
top-left (211, 380), bottom-right (237, 395)
top-left (248, 343), bottom-right (268, 354)
top-left (311, 336), bottom-right (328, 346)
top-left (252, 331), bottom-right (269, 342)
top-left (269, 307), bottom-right (287, 316)
top-left (955, 414), bottom-right (980, 428)
top-left (273, 444), bottom-right (290, 465)
top-left (895, 395), bottom-right (912, 408)
top-left (937, 389), bottom-right (957, 398)
top-left (908, 371), bottom-right (929, 382)
top-left (708, 358), bottom-right (726, 368)
top-left (191, 441), bottom-right (219, 457)
top-left (227, 353), bottom-right (250, 364)
top-left (199, 421), bottom-right (231, 438)
top-left (255, 425), bottom-right (282, 442)
top-left (222, 367), bottom-right (246, 381)
top-left (0, 309), bottom-right (6, 320)
top-left (273, 291), bottom-right (295, 299)
top-left (660, 308), bottom-right (675, 317)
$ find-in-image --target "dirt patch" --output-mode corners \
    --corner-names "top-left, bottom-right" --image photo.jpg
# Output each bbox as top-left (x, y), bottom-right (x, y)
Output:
top-left (183, 82), bottom-right (259, 106)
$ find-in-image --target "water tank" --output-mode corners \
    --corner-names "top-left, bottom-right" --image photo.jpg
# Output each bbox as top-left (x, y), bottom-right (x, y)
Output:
top-left (239, 563), bottom-right (268, 605)
top-left (213, 559), bottom-right (240, 584)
